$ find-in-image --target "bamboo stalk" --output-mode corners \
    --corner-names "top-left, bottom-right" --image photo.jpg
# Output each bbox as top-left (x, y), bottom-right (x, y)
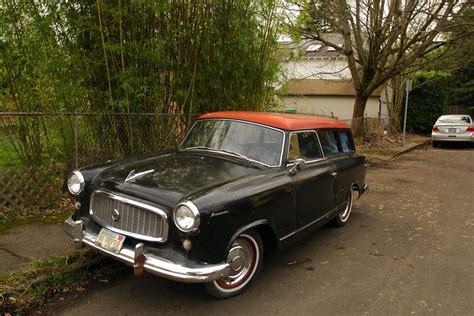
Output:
top-left (96, 0), bottom-right (113, 105)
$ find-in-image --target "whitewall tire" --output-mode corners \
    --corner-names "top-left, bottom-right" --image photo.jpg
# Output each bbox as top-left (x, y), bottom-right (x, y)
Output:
top-left (205, 230), bottom-right (263, 299)
top-left (334, 187), bottom-right (355, 227)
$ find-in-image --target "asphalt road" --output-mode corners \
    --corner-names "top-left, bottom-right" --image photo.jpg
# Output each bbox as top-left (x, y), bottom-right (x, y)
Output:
top-left (57, 146), bottom-right (473, 315)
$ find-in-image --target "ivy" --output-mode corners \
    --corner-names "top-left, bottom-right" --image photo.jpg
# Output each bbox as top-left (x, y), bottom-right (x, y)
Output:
top-left (406, 71), bottom-right (451, 133)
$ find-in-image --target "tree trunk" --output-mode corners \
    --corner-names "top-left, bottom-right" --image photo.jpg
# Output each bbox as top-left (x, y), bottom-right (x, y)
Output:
top-left (352, 94), bottom-right (370, 137)
top-left (387, 76), bottom-right (406, 133)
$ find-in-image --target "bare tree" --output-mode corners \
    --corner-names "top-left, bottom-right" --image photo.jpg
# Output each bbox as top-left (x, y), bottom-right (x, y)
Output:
top-left (289, 0), bottom-right (461, 133)
top-left (385, 75), bottom-right (406, 132)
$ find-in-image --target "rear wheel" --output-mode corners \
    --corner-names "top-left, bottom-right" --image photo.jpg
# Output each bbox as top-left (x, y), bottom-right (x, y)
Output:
top-left (432, 141), bottom-right (439, 148)
top-left (205, 230), bottom-right (263, 299)
top-left (334, 187), bottom-right (355, 227)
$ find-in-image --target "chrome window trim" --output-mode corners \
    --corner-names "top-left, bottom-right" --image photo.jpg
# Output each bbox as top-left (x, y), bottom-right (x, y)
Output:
top-left (286, 130), bottom-right (326, 165)
top-left (179, 118), bottom-right (286, 168)
top-left (89, 189), bottom-right (169, 243)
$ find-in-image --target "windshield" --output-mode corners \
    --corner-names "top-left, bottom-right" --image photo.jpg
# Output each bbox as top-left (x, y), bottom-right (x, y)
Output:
top-left (180, 119), bottom-right (284, 167)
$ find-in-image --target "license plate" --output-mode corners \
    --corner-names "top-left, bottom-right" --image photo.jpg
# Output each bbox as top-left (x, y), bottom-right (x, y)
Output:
top-left (448, 128), bottom-right (457, 133)
top-left (96, 228), bottom-right (126, 254)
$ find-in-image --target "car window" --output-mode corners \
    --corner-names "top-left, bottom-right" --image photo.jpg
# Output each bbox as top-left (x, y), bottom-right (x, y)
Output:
top-left (317, 130), bottom-right (339, 156)
top-left (438, 116), bottom-right (472, 124)
top-left (180, 119), bottom-right (284, 167)
top-left (460, 116), bottom-right (471, 123)
top-left (287, 131), bottom-right (322, 162)
top-left (337, 130), bottom-right (355, 153)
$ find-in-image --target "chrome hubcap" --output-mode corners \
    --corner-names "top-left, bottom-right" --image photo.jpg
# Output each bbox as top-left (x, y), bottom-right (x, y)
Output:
top-left (230, 255), bottom-right (243, 271)
top-left (216, 236), bottom-right (255, 288)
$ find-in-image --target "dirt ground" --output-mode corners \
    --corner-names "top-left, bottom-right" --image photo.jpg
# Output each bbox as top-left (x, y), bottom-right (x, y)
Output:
top-left (54, 145), bottom-right (473, 315)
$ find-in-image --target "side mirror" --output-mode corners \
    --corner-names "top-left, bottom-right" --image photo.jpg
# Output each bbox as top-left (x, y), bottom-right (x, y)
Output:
top-left (295, 158), bottom-right (306, 170)
top-left (289, 158), bottom-right (306, 175)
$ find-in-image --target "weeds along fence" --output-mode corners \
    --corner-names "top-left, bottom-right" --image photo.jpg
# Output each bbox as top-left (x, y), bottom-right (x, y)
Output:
top-left (343, 117), bottom-right (392, 139)
top-left (0, 112), bottom-right (198, 213)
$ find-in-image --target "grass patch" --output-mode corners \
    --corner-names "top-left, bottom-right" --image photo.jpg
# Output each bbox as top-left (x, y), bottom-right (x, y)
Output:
top-left (0, 137), bottom-right (22, 168)
top-left (0, 196), bottom-right (74, 234)
top-left (0, 251), bottom-right (126, 314)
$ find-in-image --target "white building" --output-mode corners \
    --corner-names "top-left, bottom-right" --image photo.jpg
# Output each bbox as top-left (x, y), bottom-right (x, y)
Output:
top-left (277, 35), bottom-right (389, 121)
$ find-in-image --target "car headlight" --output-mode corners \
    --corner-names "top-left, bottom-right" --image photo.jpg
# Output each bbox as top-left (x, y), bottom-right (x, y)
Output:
top-left (67, 170), bottom-right (85, 195)
top-left (174, 201), bottom-right (200, 233)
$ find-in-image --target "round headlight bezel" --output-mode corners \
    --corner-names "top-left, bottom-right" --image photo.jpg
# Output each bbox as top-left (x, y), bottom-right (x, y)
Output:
top-left (67, 170), bottom-right (85, 196)
top-left (173, 201), bottom-right (200, 233)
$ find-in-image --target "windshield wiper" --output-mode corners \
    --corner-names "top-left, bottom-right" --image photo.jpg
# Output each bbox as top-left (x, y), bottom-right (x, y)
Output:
top-left (181, 146), bottom-right (261, 166)
top-left (218, 149), bottom-right (251, 162)
top-left (181, 146), bottom-right (214, 152)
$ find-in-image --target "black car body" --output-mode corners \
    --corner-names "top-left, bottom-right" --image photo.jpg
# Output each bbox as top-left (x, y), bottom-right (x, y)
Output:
top-left (64, 111), bottom-right (368, 298)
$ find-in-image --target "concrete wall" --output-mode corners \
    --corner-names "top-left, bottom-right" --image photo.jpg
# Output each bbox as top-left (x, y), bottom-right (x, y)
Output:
top-left (280, 95), bottom-right (381, 120)
top-left (279, 56), bottom-right (389, 121)
top-left (281, 57), bottom-right (351, 81)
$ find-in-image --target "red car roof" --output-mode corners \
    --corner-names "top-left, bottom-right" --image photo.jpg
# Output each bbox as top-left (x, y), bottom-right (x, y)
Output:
top-left (199, 111), bottom-right (349, 130)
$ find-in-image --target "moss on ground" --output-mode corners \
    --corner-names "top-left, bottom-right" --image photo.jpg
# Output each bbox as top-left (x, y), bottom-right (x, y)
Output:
top-left (0, 251), bottom-right (125, 314)
top-left (0, 211), bottom-right (72, 235)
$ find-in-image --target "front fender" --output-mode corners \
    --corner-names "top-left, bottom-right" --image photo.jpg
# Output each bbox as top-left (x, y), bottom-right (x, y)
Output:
top-left (225, 220), bottom-right (278, 254)
top-left (184, 169), bottom-right (295, 263)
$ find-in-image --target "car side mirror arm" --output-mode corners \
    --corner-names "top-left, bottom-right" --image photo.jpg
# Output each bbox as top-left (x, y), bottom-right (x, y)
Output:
top-left (288, 158), bottom-right (306, 176)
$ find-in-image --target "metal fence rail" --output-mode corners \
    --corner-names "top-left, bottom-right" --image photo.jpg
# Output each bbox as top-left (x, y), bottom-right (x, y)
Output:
top-left (0, 112), bottom-right (198, 212)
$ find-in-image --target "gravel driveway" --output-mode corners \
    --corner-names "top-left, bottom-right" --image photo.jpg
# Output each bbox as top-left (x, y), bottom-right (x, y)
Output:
top-left (57, 146), bottom-right (474, 315)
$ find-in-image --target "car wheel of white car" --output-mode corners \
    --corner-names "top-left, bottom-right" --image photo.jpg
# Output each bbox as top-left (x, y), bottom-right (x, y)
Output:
top-left (205, 230), bottom-right (263, 299)
top-left (335, 187), bottom-right (355, 227)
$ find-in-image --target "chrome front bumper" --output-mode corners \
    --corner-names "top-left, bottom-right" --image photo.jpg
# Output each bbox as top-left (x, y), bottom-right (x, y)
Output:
top-left (63, 216), bottom-right (230, 283)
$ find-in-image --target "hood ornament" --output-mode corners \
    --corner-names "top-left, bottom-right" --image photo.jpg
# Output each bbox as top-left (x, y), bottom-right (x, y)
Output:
top-left (125, 169), bottom-right (155, 182)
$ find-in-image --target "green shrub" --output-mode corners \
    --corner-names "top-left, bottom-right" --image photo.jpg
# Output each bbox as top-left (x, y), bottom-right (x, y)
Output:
top-left (406, 71), bottom-right (451, 133)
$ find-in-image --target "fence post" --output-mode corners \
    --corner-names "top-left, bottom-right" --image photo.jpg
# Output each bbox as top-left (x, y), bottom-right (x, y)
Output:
top-left (74, 111), bottom-right (78, 169)
top-left (402, 78), bottom-right (412, 146)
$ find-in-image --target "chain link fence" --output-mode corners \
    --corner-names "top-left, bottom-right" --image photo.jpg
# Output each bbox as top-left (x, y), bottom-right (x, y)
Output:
top-left (343, 117), bottom-right (394, 139)
top-left (0, 112), bottom-right (392, 214)
top-left (0, 112), bottom-right (198, 212)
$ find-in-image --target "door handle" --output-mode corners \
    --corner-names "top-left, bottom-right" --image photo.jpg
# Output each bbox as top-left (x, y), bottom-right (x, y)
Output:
top-left (331, 172), bottom-right (338, 177)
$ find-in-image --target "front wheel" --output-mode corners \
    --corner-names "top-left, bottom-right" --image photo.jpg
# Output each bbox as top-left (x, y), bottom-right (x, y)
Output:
top-left (334, 187), bottom-right (355, 227)
top-left (204, 230), bottom-right (263, 299)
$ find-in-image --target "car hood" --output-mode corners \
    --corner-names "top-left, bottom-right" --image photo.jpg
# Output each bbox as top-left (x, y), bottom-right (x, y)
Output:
top-left (93, 152), bottom-right (260, 209)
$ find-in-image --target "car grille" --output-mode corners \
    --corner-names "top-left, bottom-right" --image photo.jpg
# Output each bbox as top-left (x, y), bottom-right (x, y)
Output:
top-left (89, 190), bottom-right (168, 242)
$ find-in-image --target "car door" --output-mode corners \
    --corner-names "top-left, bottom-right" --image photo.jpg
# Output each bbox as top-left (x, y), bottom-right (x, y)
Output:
top-left (288, 131), bottom-right (337, 228)
top-left (332, 129), bottom-right (358, 206)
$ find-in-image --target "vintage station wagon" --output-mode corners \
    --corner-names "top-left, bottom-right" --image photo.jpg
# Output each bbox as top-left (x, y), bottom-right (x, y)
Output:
top-left (64, 111), bottom-right (368, 298)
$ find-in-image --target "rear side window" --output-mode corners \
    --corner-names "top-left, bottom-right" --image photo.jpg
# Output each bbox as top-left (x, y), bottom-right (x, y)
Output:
top-left (317, 130), bottom-right (339, 156)
top-left (288, 131), bottom-right (323, 162)
top-left (337, 130), bottom-right (355, 153)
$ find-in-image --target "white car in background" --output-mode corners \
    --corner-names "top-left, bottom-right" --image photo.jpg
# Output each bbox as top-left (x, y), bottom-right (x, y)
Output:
top-left (431, 115), bottom-right (474, 147)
